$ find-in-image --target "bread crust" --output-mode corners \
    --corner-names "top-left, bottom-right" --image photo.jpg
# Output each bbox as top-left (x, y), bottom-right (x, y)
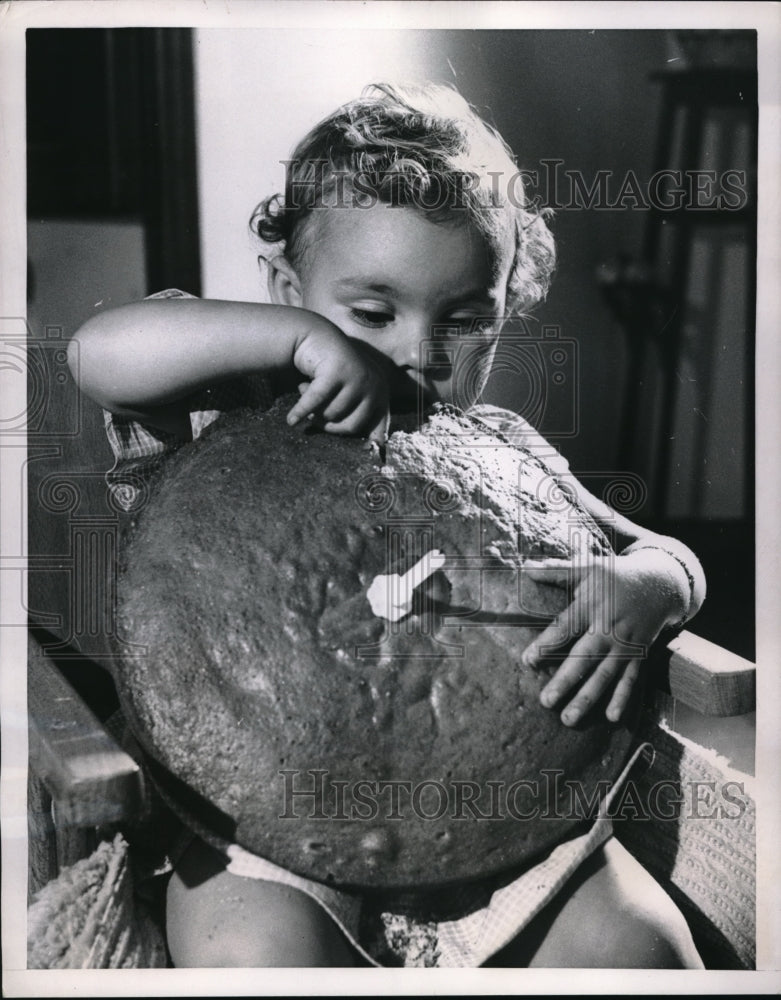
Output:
top-left (115, 400), bottom-right (636, 889)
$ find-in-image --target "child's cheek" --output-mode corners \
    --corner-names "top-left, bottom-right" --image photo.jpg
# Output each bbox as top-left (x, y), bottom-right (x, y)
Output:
top-left (450, 343), bottom-right (496, 409)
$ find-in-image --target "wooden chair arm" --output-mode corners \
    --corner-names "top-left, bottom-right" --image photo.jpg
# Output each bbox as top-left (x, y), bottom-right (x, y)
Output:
top-left (28, 637), bottom-right (145, 828)
top-left (650, 629), bottom-right (755, 716)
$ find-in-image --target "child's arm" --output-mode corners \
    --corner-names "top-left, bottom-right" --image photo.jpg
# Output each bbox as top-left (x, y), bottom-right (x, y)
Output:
top-left (521, 479), bottom-right (706, 727)
top-left (68, 298), bottom-right (390, 441)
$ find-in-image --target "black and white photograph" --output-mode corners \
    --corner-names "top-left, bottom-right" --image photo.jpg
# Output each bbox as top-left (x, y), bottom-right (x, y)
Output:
top-left (1, 1), bottom-right (779, 994)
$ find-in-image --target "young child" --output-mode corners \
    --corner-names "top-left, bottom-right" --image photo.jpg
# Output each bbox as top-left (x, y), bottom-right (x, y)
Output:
top-left (70, 83), bottom-right (705, 969)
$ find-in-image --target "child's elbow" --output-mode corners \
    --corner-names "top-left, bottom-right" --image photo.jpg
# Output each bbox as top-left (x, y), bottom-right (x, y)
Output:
top-left (67, 317), bottom-right (117, 409)
top-left (66, 333), bottom-right (83, 385)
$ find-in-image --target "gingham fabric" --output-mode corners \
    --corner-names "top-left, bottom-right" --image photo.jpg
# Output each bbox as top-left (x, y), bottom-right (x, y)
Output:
top-left (219, 821), bottom-right (613, 967)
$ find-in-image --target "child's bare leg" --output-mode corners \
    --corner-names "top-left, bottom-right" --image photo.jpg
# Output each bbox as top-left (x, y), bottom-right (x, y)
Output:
top-left (486, 837), bottom-right (704, 968)
top-left (166, 836), bottom-right (360, 967)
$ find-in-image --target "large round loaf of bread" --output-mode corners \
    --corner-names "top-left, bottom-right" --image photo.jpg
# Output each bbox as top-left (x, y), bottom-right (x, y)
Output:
top-left (115, 400), bottom-right (636, 889)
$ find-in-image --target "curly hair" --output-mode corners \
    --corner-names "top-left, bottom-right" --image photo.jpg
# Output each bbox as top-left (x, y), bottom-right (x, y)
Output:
top-left (250, 82), bottom-right (555, 316)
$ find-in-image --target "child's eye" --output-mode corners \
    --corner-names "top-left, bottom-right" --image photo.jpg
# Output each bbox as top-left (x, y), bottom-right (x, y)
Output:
top-left (350, 308), bottom-right (394, 329)
top-left (441, 316), bottom-right (497, 338)
top-left (474, 318), bottom-right (498, 338)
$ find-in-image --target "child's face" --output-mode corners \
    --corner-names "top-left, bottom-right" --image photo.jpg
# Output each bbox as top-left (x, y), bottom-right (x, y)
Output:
top-left (292, 205), bottom-right (512, 409)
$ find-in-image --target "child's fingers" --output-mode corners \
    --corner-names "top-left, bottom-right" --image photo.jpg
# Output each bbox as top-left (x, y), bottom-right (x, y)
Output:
top-left (522, 560), bottom-right (577, 590)
top-left (287, 380), bottom-right (338, 425)
top-left (320, 386), bottom-right (362, 424)
top-left (521, 616), bottom-right (573, 669)
top-left (321, 393), bottom-right (377, 434)
top-left (522, 595), bottom-right (592, 668)
top-left (605, 659), bottom-right (641, 722)
top-left (536, 632), bottom-right (611, 709)
top-left (555, 654), bottom-right (626, 726)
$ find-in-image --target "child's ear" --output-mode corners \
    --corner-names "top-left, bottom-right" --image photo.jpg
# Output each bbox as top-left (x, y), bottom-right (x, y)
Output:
top-left (266, 255), bottom-right (303, 307)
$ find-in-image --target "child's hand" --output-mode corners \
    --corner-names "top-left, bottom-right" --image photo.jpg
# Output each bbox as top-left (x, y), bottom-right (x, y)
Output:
top-left (520, 550), bottom-right (690, 726)
top-left (288, 323), bottom-right (390, 443)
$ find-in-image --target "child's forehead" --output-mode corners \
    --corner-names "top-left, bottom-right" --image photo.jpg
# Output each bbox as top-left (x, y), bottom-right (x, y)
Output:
top-left (303, 203), bottom-right (513, 283)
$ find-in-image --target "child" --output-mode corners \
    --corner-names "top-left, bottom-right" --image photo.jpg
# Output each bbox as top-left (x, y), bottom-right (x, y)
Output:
top-left (70, 83), bottom-right (705, 968)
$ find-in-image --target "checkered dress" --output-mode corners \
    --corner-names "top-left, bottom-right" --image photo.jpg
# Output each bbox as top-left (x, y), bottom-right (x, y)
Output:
top-left (103, 289), bottom-right (630, 966)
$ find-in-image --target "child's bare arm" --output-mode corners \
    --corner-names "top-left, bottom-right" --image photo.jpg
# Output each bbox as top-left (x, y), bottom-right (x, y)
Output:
top-left (68, 298), bottom-right (390, 441)
top-left (522, 479), bottom-right (706, 726)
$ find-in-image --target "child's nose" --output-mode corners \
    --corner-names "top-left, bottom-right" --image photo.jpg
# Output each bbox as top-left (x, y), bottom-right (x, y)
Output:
top-left (390, 326), bottom-right (427, 372)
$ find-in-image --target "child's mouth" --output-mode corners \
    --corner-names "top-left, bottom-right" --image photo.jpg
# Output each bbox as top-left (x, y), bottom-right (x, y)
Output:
top-left (391, 376), bottom-right (440, 414)
top-left (392, 369), bottom-right (451, 407)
